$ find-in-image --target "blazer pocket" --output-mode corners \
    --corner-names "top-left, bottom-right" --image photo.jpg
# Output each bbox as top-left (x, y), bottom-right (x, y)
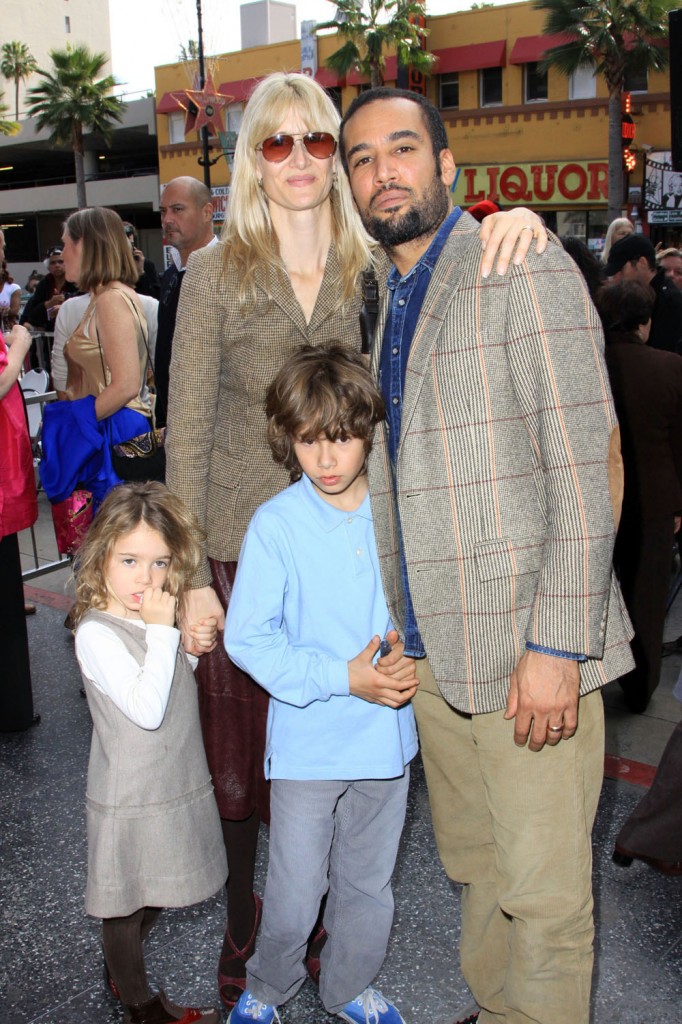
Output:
top-left (473, 537), bottom-right (543, 582)
top-left (208, 454), bottom-right (245, 491)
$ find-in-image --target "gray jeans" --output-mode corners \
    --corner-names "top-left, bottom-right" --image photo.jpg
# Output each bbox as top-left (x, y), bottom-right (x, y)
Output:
top-left (246, 771), bottom-right (410, 1013)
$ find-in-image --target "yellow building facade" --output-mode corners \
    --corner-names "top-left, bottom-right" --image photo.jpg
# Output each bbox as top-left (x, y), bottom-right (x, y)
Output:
top-left (154, 0), bottom-right (672, 248)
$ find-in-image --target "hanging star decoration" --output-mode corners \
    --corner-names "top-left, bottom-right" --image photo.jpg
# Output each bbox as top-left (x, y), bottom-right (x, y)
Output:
top-left (171, 71), bottom-right (228, 138)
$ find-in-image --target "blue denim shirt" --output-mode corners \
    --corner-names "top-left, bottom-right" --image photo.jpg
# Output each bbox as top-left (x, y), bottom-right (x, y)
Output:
top-left (378, 210), bottom-right (462, 658)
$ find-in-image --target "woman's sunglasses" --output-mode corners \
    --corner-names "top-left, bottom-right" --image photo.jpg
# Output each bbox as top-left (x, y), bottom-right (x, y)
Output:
top-left (256, 132), bottom-right (337, 163)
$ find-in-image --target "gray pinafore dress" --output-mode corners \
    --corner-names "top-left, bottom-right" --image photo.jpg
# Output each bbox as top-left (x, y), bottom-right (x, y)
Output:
top-left (80, 610), bottom-right (227, 918)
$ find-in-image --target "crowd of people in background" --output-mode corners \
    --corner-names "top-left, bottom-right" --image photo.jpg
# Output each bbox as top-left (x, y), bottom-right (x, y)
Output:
top-left (2, 75), bottom-right (681, 1024)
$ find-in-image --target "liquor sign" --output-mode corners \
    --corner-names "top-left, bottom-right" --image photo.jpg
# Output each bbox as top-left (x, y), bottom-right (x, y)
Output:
top-left (452, 160), bottom-right (609, 207)
top-left (301, 21), bottom-right (318, 77)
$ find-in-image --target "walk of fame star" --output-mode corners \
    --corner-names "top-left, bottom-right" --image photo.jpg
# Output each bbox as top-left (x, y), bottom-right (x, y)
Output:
top-left (171, 72), bottom-right (228, 137)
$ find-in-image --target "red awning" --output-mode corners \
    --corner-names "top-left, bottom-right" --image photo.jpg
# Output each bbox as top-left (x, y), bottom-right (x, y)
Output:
top-left (315, 67), bottom-right (341, 88)
top-left (348, 55), bottom-right (398, 85)
top-left (433, 40), bottom-right (506, 74)
top-left (156, 92), bottom-right (183, 114)
top-left (218, 78), bottom-right (260, 103)
top-left (509, 34), bottom-right (571, 64)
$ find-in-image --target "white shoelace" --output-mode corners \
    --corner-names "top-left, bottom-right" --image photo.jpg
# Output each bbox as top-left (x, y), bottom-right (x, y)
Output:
top-left (353, 988), bottom-right (390, 1023)
top-left (241, 993), bottom-right (282, 1022)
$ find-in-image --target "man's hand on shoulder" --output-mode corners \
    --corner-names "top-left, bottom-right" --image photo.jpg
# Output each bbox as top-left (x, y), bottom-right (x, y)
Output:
top-left (504, 648), bottom-right (580, 752)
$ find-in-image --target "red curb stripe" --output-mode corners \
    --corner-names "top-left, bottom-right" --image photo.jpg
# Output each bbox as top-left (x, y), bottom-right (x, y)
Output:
top-left (24, 584), bottom-right (72, 611)
top-left (604, 753), bottom-right (655, 788)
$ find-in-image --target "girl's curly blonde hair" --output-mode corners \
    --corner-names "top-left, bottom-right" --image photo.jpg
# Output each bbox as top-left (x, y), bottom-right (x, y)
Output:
top-left (71, 482), bottom-right (202, 628)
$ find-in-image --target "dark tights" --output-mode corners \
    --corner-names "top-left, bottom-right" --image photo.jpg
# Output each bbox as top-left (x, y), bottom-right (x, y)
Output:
top-left (102, 906), bottom-right (161, 1005)
top-left (222, 810), bottom-right (261, 947)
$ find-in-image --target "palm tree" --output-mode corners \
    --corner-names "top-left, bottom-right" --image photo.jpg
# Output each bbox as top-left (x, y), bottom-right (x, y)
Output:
top-left (1, 41), bottom-right (38, 121)
top-left (0, 91), bottom-right (20, 137)
top-left (534, 0), bottom-right (670, 221)
top-left (315, 0), bottom-right (435, 90)
top-left (26, 46), bottom-right (125, 209)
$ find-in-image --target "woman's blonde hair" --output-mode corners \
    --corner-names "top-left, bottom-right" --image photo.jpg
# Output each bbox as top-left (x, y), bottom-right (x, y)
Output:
top-left (71, 482), bottom-right (202, 628)
top-left (221, 72), bottom-right (373, 307)
top-left (600, 217), bottom-right (634, 264)
top-left (64, 207), bottom-right (139, 291)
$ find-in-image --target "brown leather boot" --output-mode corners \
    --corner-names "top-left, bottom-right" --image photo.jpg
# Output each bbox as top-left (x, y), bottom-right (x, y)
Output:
top-left (125, 992), bottom-right (220, 1024)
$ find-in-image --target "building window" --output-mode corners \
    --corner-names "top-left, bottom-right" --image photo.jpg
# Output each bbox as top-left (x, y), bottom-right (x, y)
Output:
top-left (569, 65), bottom-right (597, 100)
top-left (65, 15), bottom-right (71, 32)
top-left (226, 103), bottom-right (243, 133)
top-left (480, 67), bottom-right (502, 107)
top-left (524, 62), bottom-right (548, 102)
top-left (439, 73), bottom-right (459, 110)
top-left (624, 65), bottom-right (648, 93)
top-left (168, 112), bottom-right (185, 144)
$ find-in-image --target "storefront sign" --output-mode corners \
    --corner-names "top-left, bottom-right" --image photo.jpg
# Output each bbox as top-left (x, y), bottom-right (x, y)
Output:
top-left (301, 21), bottom-right (318, 77)
top-left (211, 185), bottom-right (230, 223)
top-left (452, 160), bottom-right (608, 206)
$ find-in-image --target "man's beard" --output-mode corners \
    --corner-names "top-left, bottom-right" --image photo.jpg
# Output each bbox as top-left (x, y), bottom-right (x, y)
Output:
top-left (361, 175), bottom-right (452, 248)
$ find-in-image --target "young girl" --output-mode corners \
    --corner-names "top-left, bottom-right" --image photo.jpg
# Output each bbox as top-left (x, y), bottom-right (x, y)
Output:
top-left (72, 482), bottom-right (227, 1024)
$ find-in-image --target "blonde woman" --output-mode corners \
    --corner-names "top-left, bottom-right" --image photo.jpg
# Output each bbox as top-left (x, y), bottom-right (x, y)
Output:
top-left (165, 71), bottom-right (547, 1010)
top-left (601, 216), bottom-right (634, 264)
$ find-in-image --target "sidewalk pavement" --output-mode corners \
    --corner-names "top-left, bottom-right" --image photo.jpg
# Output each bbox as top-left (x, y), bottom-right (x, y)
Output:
top-left (1, 493), bottom-right (679, 1024)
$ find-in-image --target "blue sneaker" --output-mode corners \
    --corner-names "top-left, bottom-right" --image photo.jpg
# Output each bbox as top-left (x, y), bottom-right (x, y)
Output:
top-left (228, 990), bottom-right (282, 1023)
top-left (337, 987), bottom-right (406, 1024)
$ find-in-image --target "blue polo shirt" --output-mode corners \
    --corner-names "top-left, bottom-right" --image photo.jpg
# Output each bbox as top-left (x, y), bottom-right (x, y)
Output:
top-left (225, 474), bottom-right (418, 781)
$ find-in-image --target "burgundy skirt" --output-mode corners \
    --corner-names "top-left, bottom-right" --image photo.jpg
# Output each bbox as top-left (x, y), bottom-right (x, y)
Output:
top-left (195, 558), bottom-right (270, 824)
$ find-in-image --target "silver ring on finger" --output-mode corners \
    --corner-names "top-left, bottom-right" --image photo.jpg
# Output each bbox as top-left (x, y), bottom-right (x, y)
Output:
top-left (521, 224), bottom-right (535, 233)
top-left (548, 724), bottom-right (563, 732)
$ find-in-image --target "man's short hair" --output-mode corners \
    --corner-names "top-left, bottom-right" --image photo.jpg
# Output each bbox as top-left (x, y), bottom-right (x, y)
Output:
top-left (265, 345), bottom-right (385, 480)
top-left (657, 247), bottom-right (682, 262)
top-left (604, 234), bottom-right (657, 277)
top-left (164, 176), bottom-right (212, 208)
top-left (339, 87), bottom-right (449, 174)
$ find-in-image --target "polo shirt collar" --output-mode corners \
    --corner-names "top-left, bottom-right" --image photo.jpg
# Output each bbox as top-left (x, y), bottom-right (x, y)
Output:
top-left (299, 473), bottom-right (372, 532)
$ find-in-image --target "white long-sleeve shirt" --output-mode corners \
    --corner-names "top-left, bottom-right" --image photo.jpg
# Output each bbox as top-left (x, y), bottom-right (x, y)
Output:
top-left (76, 615), bottom-right (196, 730)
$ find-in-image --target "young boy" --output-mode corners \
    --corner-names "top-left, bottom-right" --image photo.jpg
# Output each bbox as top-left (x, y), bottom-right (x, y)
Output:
top-left (225, 346), bottom-right (419, 1024)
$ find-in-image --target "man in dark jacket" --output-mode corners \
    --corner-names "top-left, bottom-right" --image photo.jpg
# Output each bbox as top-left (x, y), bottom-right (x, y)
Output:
top-left (20, 247), bottom-right (78, 330)
top-left (155, 177), bottom-right (215, 428)
top-left (605, 234), bottom-right (682, 355)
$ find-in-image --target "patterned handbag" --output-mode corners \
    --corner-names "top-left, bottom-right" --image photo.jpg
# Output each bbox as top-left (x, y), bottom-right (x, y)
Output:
top-left (51, 489), bottom-right (94, 556)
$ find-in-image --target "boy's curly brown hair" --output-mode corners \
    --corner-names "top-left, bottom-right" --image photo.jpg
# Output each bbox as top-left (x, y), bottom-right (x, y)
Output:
top-left (265, 345), bottom-right (385, 480)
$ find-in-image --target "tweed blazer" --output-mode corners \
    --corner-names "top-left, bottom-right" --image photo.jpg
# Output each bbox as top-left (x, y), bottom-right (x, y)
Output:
top-left (367, 212), bottom-right (634, 714)
top-left (165, 242), bottom-right (364, 586)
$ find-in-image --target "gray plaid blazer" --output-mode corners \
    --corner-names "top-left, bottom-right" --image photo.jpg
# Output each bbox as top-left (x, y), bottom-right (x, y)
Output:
top-left (165, 242), bottom-right (364, 586)
top-left (367, 213), bottom-right (634, 714)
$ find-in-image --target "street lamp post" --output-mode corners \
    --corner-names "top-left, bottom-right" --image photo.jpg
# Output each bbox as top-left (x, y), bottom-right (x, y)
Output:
top-left (196, 0), bottom-right (212, 189)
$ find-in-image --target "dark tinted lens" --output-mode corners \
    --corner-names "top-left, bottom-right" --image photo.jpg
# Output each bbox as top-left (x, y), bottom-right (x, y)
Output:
top-left (260, 134), bottom-right (295, 162)
top-left (302, 133), bottom-right (337, 159)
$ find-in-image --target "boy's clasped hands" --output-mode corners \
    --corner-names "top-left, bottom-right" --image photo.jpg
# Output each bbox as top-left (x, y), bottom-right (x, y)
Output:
top-left (349, 628), bottom-right (419, 708)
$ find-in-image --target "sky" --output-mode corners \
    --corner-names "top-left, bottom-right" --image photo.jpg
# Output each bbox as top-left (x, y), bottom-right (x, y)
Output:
top-left (109, 0), bottom-right (511, 98)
